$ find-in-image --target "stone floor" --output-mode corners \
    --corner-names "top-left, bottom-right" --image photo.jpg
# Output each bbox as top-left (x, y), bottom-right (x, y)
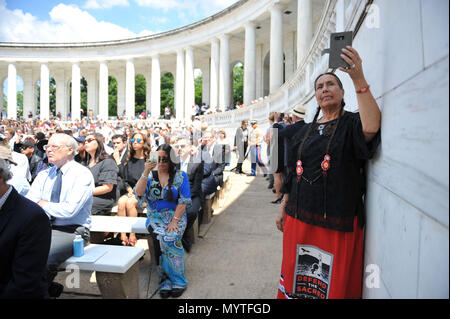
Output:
top-left (56, 159), bottom-right (283, 299)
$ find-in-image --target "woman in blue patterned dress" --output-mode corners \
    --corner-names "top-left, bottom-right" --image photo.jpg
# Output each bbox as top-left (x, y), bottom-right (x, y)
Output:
top-left (134, 144), bottom-right (191, 298)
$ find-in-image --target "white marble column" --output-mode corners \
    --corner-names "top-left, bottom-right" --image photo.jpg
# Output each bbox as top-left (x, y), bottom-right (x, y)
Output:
top-left (86, 68), bottom-right (98, 118)
top-left (255, 44), bottom-right (263, 99)
top-left (54, 69), bottom-right (66, 119)
top-left (71, 62), bottom-right (81, 121)
top-left (98, 61), bottom-right (109, 120)
top-left (22, 69), bottom-right (34, 119)
top-left (210, 39), bottom-right (220, 109)
top-left (115, 70), bottom-right (125, 118)
top-left (270, 4), bottom-right (284, 94)
top-left (0, 81), bottom-right (3, 111)
top-left (151, 54), bottom-right (161, 118)
top-left (219, 34), bottom-right (231, 110)
top-left (40, 63), bottom-right (50, 120)
top-left (285, 31), bottom-right (296, 79)
top-left (297, 0), bottom-right (313, 67)
top-left (201, 62), bottom-right (210, 106)
top-left (175, 49), bottom-right (185, 120)
top-left (7, 63), bottom-right (17, 119)
top-left (125, 59), bottom-right (135, 120)
top-left (244, 22), bottom-right (256, 106)
top-left (185, 47), bottom-right (195, 121)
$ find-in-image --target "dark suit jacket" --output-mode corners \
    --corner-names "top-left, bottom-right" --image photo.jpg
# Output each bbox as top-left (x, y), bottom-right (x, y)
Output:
top-left (186, 156), bottom-right (204, 199)
top-left (200, 144), bottom-right (226, 195)
top-left (272, 121), bottom-right (306, 170)
top-left (0, 187), bottom-right (52, 299)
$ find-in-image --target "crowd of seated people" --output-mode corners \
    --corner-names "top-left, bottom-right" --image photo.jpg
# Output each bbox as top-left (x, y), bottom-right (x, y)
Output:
top-left (0, 113), bottom-right (273, 299)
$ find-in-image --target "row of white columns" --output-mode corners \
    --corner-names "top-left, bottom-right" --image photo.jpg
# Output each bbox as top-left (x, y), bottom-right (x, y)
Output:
top-left (3, 1), bottom-right (314, 121)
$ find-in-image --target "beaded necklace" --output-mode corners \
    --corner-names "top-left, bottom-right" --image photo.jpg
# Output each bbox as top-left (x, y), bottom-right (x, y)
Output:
top-left (296, 103), bottom-right (345, 219)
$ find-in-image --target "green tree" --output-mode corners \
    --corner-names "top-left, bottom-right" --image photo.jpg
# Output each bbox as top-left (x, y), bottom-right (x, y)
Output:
top-left (195, 74), bottom-right (202, 106)
top-left (108, 76), bottom-right (117, 116)
top-left (135, 74), bottom-right (146, 115)
top-left (17, 91), bottom-right (23, 117)
top-left (160, 72), bottom-right (174, 115)
top-left (233, 63), bottom-right (244, 106)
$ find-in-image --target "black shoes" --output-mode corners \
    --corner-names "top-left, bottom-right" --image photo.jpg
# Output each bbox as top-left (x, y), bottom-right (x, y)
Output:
top-left (48, 282), bottom-right (64, 298)
top-left (171, 288), bottom-right (186, 298)
top-left (159, 288), bottom-right (186, 298)
top-left (159, 290), bottom-right (171, 299)
top-left (271, 196), bottom-right (283, 204)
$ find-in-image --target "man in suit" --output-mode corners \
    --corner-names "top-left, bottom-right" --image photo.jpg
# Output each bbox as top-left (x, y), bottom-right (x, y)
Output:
top-left (233, 120), bottom-right (249, 174)
top-left (174, 137), bottom-right (203, 252)
top-left (271, 104), bottom-right (307, 202)
top-left (199, 130), bottom-right (226, 196)
top-left (0, 147), bottom-right (51, 299)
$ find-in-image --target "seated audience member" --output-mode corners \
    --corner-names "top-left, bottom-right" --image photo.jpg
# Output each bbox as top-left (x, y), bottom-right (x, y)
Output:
top-left (199, 130), bottom-right (226, 220)
top-left (117, 131), bottom-right (150, 246)
top-left (174, 137), bottom-right (203, 252)
top-left (0, 153), bottom-right (51, 299)
top-left (0, 138), bottom-right (30, 195)
top-left (19, 138), bottom-right (43, 183)
top-left (26, 133), bottom-right (94, 298)
top-left (111, 134), bottom-right (128, 166)
top-left (82, 133), bottom-right (119, 217)
top-left (74, 136), bottom-right (86, 163)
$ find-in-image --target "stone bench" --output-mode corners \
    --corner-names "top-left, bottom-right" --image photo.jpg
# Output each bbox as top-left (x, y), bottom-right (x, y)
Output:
top-left (61, 244), bottom-right (144, 298)
top-left (89, 215), bottom-right (198, 264)
top-left (201, 172), bottom-right (232, 224)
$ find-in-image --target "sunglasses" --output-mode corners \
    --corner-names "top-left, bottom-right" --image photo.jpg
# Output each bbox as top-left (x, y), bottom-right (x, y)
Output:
top-left (131, 138), bottom-right (143, 143)
top-left (174, 145), bottom-right (186, 149)
top-left (84, 138), bottom-right (96, 144)
top-left (158, 157), bottom-right (169, 163)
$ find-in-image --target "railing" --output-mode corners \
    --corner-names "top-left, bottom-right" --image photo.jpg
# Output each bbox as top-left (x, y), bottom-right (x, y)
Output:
top-left (205, 0), bottom-right (367, 128)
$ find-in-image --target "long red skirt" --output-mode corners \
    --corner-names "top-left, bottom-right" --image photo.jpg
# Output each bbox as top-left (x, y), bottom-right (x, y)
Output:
top-left (277, 215), bottom-right (364, 299)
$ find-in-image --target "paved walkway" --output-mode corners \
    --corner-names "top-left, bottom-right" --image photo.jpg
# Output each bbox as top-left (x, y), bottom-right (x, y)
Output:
top-left (58, 162), bottom-right (283, 299)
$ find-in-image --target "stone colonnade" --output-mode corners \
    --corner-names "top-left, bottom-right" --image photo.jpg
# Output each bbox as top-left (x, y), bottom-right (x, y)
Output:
top-left (1, 0), bottom-right (316, 121)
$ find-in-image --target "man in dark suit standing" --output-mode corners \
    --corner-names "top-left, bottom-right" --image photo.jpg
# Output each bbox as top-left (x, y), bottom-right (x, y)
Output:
top-left (0, 147), bottom-right (51, 299)
top-left (174, 137), bottom-right (204, 252)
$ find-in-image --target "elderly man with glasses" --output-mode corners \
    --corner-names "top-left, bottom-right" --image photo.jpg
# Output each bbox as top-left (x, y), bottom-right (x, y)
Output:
top-left (26, 133), bottom-right (95, 298)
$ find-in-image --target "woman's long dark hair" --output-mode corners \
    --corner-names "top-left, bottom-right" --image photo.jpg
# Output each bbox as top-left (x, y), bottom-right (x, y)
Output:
top-left (157, 143), bottom-right (177, 202)
top-left (84, 133), bottom-right (110, 165)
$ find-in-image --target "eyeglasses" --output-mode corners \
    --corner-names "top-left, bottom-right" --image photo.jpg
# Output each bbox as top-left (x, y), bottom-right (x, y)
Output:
top-left (44, 144), bottom-right (66, 151)
top-left (174, 145), bottom-right (186, 149)
top-left (131, 138), bottom-right (143, 143)
top-left (84, 138), bottom-right (96, 144)
top-left (158, 157), bottom-right (169, 163)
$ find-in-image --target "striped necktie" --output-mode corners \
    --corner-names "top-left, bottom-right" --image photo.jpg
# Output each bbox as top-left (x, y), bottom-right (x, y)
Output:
top-left (50, 168), bottom-right (62, 203)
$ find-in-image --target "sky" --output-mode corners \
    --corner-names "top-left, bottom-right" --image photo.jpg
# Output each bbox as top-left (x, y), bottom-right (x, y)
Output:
top-left (0, 0), bottom-right (239, 43)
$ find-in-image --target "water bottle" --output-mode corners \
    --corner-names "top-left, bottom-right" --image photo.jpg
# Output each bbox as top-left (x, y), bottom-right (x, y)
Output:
top-left (73, 235), bottom-right (84, 257)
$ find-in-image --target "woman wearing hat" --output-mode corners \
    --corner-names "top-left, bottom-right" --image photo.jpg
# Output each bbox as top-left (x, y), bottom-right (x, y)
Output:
top-left (276, 46), bottom-right (381, 299)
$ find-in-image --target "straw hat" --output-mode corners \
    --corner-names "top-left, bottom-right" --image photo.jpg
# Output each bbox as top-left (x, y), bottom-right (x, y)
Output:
top-left (0, 146), bottom-right (17, 165)
top-left (292, 104), bottom-right (306, 118)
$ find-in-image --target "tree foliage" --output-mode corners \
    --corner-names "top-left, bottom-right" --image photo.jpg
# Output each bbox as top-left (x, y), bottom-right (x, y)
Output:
top-left (195, 74), bottom-right (202, 106)
top-left (160, 72), bottom-right (174, 115)
top-left (233, 63), bottom-right (244, 105)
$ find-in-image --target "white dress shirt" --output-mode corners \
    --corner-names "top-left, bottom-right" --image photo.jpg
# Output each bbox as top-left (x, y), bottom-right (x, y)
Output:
top-left (26, 159), bottom-right (95, 229)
